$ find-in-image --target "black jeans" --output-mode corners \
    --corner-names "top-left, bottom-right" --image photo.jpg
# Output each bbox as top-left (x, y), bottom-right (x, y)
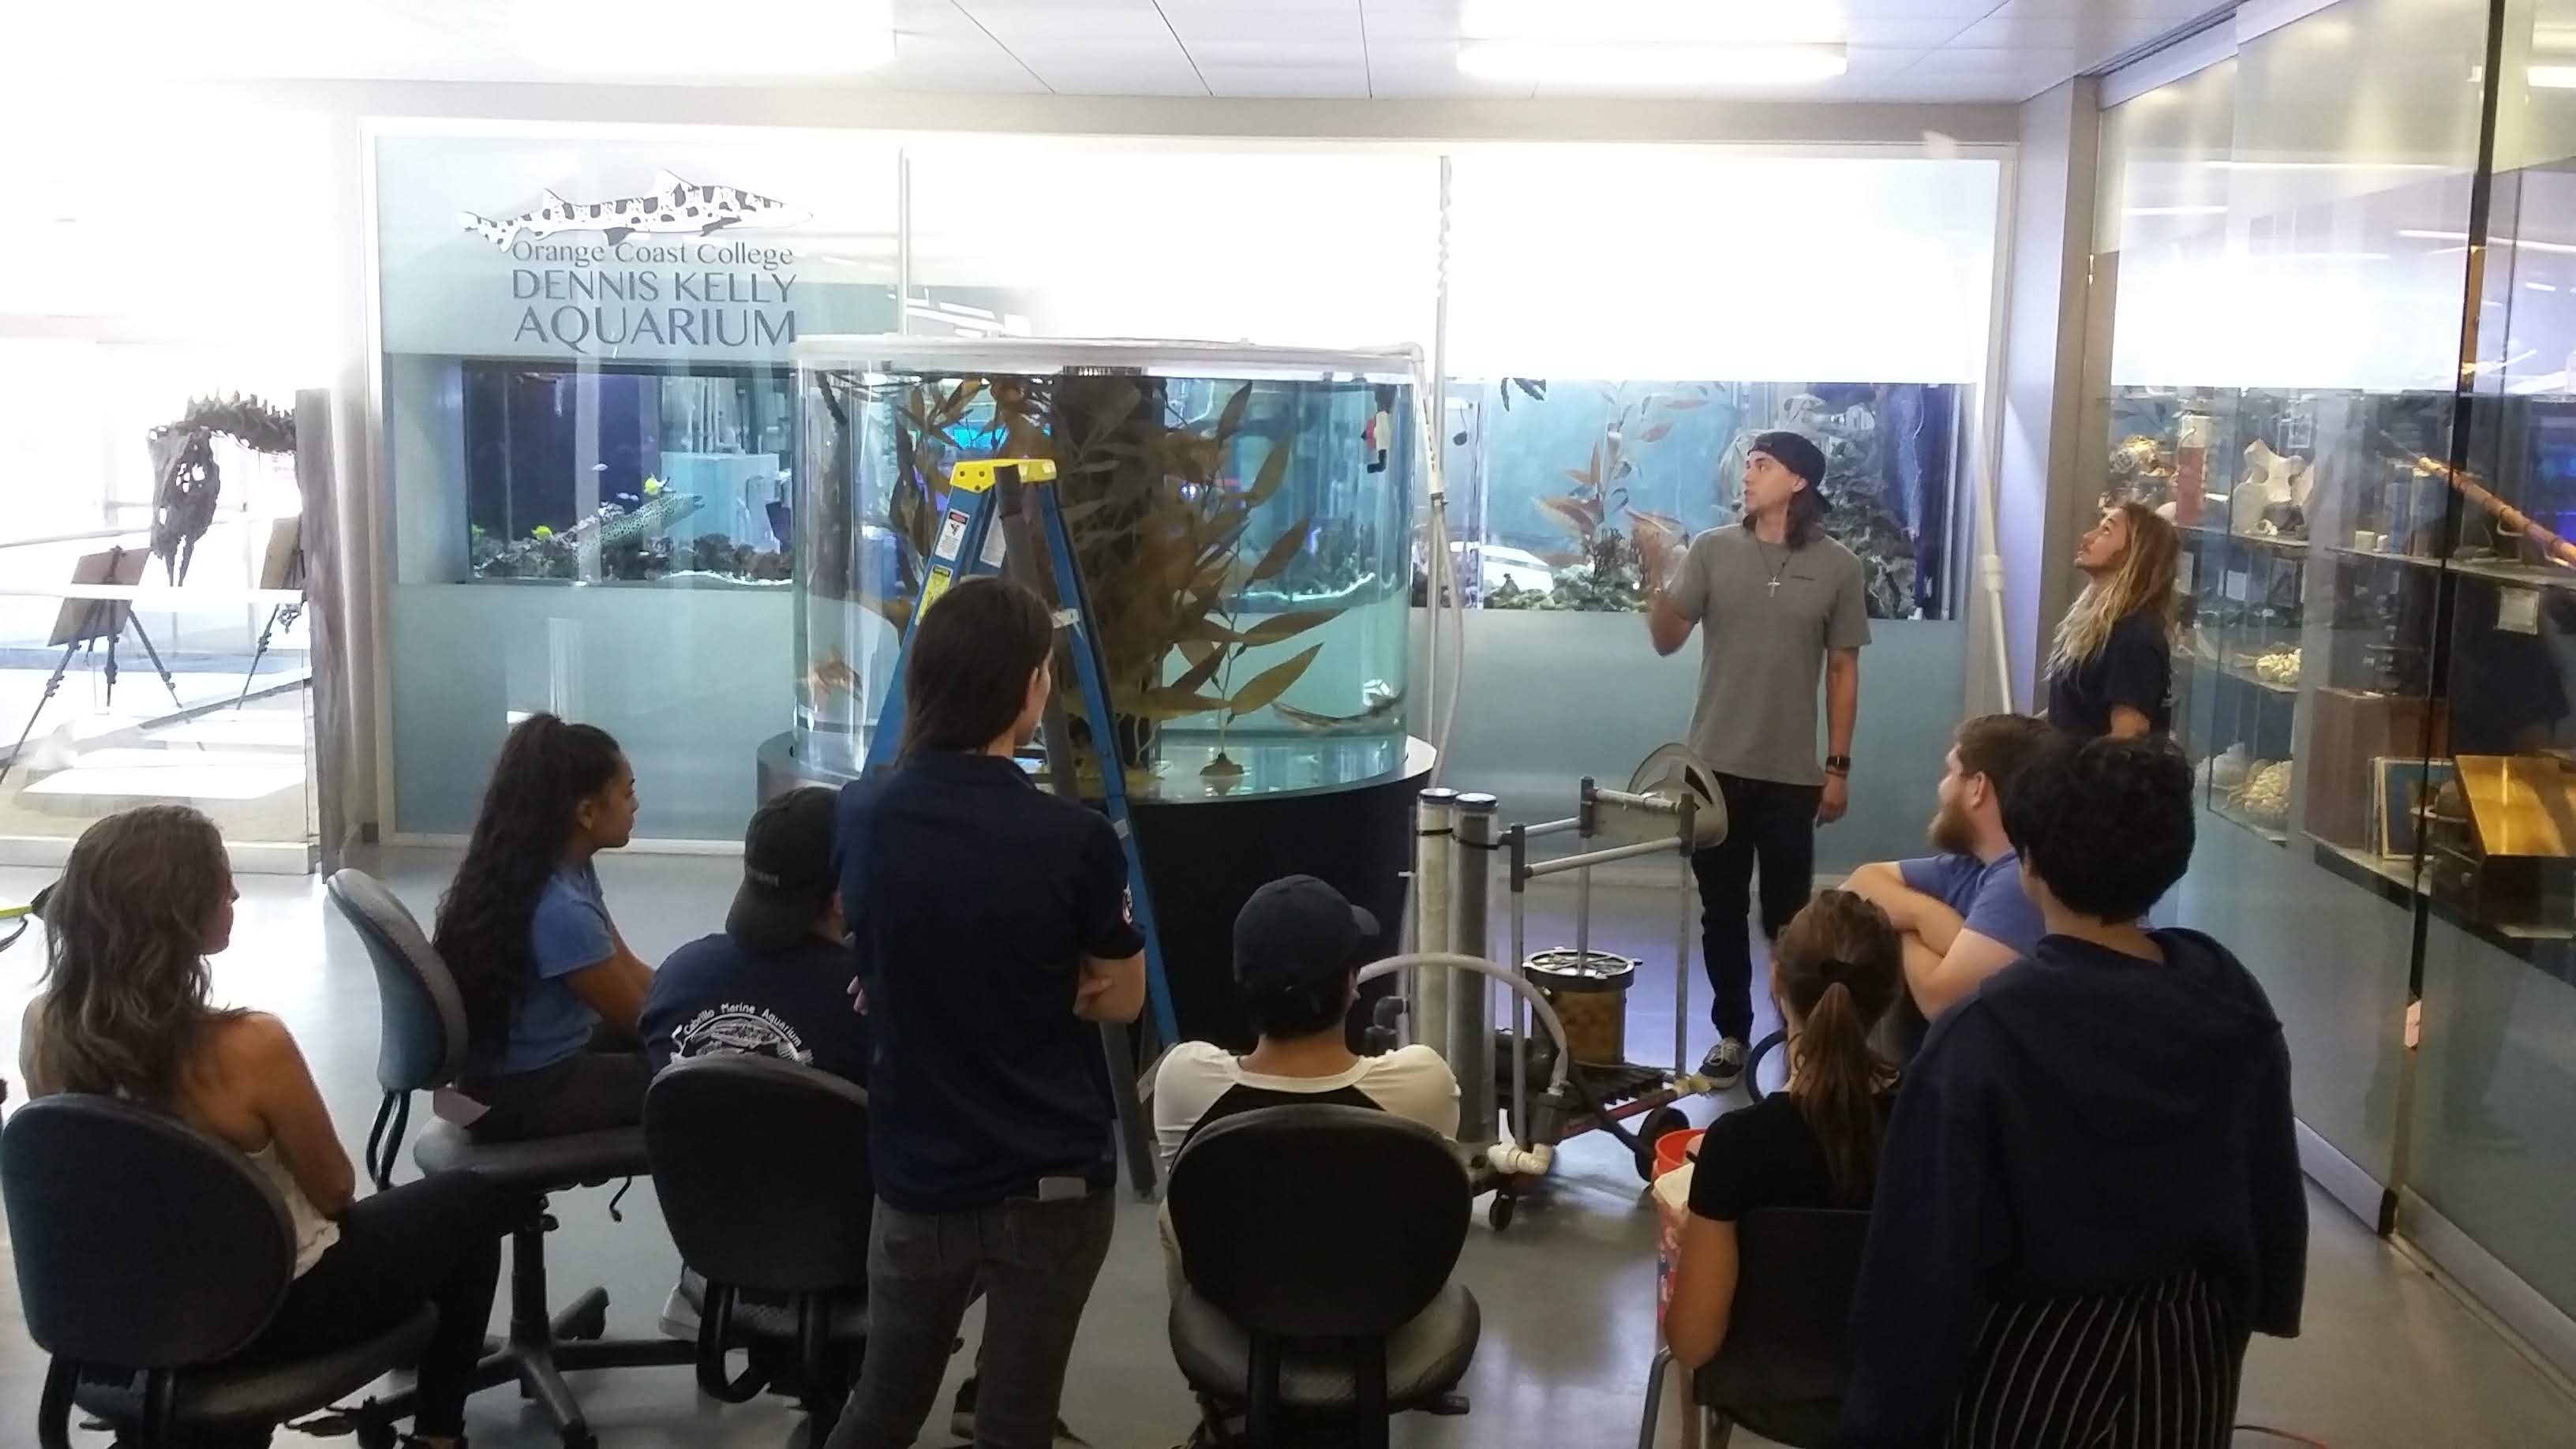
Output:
top-left (194, 1170), bottom-right (505, 1445)
top-left (828, 1190), bottom-right (1117, 1449)
top-left (464, 1025), bottom-right (649, 1143)
top-left (1690, 772), bottom-right (1822, 1041)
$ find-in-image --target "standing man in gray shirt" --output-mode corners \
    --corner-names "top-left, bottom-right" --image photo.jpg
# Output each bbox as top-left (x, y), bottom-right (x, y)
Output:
top-left (1645, 430), bottom-right (1870, 1087)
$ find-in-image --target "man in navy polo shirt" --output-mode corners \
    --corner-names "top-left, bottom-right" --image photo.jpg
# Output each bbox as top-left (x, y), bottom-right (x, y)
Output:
top-left (638, 785), bottom-right (868, 1085)
top-left (827, 575), bottom-right (1145, 1449)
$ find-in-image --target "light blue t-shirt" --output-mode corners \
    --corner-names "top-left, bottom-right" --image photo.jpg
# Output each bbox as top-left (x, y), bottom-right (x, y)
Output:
top-left (1897, 852), bottom-right (2044, 958)
top-left (477, 863), bottom-right (613, 1077)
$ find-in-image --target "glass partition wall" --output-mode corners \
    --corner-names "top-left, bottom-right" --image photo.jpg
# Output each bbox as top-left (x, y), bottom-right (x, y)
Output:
top-left (373, 129), bottom-right (2003, 866)
top-left (2086, 0), bottom-right (2576, 1357)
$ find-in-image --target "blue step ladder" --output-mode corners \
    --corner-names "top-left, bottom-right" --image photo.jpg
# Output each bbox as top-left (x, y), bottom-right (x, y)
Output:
top-left (864, 458), bottom-right (1178, 1195)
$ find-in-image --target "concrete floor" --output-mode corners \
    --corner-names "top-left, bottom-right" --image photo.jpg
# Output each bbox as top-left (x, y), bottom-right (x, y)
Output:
top-left (0, 856), bottom-right (2570, 1448)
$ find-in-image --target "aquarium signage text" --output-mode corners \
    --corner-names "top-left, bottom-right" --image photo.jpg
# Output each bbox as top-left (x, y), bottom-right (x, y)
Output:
top-left (500, 243), bottom-right (799, 357)
top-left (455, 172), bottom-right (807, 358)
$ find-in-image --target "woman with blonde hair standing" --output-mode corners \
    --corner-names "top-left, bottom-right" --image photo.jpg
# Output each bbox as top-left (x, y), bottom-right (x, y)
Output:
top-left (2046, 500), bottom-right (2181, 739)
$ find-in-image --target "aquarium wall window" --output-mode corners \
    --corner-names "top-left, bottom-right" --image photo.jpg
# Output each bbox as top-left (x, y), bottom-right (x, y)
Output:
top-left (1437, 150), bottom-right (2001, 618)
top-left (1438, 377), bottom-right (1960, 618)
top-left (460, 362), bottom-right (796, 583)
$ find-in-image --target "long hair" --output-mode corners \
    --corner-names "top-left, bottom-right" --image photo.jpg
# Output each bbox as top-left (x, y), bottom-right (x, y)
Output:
top-left (2049, 501), bottom-right (2179, 675)
top-left (433, 713), bottom-right (625, 1046)
top-left (1784, 484), bottom-right (1827, 549)
top-left (898, 576), bottom-right (1055, 759)
top-left (1773, 889), bottom-right (1903, 1205)
top-left (33, 805), bottom-right (245, 1106)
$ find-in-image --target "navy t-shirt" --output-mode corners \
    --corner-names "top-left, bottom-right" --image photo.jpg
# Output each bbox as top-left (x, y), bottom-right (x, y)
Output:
top-left (638, 933), bottom-right (871, 1086)
top-left (2046, 609), bottom-right (2172, 737)
top-left (836, 752), bottom-right (1144, 1214)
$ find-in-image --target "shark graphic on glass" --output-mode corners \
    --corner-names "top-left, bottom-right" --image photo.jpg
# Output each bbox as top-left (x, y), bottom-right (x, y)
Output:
top-left (462, 170), bottom-right (809, 248)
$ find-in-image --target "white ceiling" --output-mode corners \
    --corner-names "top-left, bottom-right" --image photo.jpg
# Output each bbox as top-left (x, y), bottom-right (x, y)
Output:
top-left (37, 1), bottom-right (2230, 103)
top-left (909, 1), bottom-right (2229, 103)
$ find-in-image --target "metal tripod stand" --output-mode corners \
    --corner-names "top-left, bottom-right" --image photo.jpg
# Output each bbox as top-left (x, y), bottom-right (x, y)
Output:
top-left (2, 552), bottom-right (187, 789)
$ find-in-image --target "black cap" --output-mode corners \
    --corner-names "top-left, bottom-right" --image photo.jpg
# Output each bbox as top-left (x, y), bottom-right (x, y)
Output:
top-left (728, 787), bottom-right (838, 953)
top-left (1750, 429), bottom-right (1829, 492)
top-left (1234, 875), bottom-right (1380, 998)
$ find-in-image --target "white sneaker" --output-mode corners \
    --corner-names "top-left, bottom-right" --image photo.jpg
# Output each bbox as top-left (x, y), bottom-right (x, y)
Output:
top-left (657, 1273), bottom-right (701, 1341)
top-left (1700, 1037), bottom-right (1747, 1089)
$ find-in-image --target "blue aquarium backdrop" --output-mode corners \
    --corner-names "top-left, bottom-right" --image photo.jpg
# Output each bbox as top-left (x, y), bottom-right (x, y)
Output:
top-left (1439, 378), bottom-right (1959, 620)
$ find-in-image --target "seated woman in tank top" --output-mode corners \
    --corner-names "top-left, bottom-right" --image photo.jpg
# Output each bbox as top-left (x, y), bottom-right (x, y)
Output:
top-left (19, 806), bottom-right (504, 1449)
top-left (434, 713), bottom-right (655, 1142)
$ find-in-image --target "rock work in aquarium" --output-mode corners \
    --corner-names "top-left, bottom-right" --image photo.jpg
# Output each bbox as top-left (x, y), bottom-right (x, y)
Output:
top-left (472, 477), bottom-right (792, 582)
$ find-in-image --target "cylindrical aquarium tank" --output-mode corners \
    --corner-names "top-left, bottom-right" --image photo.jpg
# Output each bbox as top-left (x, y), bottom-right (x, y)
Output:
top-left (768, 336), bottom-right (1432, 1045)
top-left (784, 335), bottom-right (1419, 794)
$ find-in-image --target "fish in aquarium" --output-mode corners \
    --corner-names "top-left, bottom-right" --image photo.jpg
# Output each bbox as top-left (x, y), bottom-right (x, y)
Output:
top-left (575, 480), bottom-right (704, 547)
top-left (1272, 679), bottom-right (1403, 734)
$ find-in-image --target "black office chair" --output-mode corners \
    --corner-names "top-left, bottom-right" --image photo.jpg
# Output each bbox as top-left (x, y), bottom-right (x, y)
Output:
top-left (645, 1053), bottom-right (874, 1446)
top-left (1166, 1104), bottom-right (1481, 1449)
top-left (1, 1095), bottom-right (432, 1449)
top-left (326, 867), bottom-right (691, 1449)
top-left (1636, 1208), bottom-right (1871, 1449)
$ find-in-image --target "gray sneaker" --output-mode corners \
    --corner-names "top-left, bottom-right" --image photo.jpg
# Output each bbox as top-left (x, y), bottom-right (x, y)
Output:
top-left (1700, 1037), bottom-right (1747, 1089)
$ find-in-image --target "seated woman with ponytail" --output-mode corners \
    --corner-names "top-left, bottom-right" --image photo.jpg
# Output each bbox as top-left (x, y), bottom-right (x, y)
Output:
top-left (434, 713), bottom-right (655, 1142)
top-left (1665, 889), bottom-right (1902, 1372)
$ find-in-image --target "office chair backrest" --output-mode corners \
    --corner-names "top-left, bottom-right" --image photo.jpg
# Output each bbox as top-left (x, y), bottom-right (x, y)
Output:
top-left (1, 1095), bottom-right (295, 1368)
top-left (326, 868), bottom-right (466, 1095)
top-left (645, 1053), bottom-right (875, 1295)
top-left (1697, 1208), bottom-right (1873, 1409)
top-left (1168, 1103), bottom-right (1469, 1339)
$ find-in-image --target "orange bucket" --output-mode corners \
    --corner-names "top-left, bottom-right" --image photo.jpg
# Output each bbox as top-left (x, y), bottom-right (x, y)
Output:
top-left (1654, 1127), bottom-right (1704, 1179)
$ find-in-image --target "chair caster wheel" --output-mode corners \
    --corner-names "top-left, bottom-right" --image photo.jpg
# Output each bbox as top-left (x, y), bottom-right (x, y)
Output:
top-left (355, 1421), bottom-right (399, 1449)
top-left (1488, 1192), bottom-right (1517, 1230)
top-left (563, 1304), bottom-right (608, 1342)
top-left (1634, 1106), bottom-right (1691, 1182)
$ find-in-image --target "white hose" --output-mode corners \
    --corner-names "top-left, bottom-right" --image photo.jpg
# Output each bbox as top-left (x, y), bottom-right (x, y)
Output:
top-left (1359, 952), bottom-right (1574, 1098)
top-left (1419, 154), bottom-right (1467, 788)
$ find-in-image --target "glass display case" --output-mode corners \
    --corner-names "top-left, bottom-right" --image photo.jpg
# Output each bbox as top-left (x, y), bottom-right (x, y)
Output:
top-left (788, 336), bottom-right (1417, 799)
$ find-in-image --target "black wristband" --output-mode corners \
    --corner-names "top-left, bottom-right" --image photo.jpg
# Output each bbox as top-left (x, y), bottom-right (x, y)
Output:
top-left (1824, 754), bottom-right (1852, 773)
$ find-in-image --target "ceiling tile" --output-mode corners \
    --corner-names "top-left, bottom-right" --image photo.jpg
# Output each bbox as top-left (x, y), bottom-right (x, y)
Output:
top-left (1903, 45), bottom-right (2083, 78)
top-left (953, 2), bottom-right (1177, 41)
top-left (1185, 39), bottom-right (1365, 67)
top-left (1200, 64), bottom-right (1372, 98)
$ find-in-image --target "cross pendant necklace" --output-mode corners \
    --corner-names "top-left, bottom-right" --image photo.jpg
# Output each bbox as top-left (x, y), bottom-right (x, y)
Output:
top-left (1767, 576), bottom-right (1783, 596)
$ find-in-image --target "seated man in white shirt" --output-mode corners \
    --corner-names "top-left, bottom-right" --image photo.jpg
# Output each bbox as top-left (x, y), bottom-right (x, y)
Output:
top-left (1152, 874), bottom-right (1459, 1292)
top-left (1842, 713), bottom-right (2054, 1033)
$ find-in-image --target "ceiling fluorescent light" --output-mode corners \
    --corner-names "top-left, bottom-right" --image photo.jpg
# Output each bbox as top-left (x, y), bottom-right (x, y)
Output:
top-left (1461, 0), bottom-right (1840, 44)
top-left (2529, 65), bottom-right (2576, 88)
top-left (2125, 204), bottom-right (2227, 216)
top-left (1457, 41), bottom-right (1847, 85)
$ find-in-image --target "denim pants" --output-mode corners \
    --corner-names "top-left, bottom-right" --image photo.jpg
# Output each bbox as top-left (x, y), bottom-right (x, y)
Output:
top-left (827, 1189), bottom-right (1117, 1449)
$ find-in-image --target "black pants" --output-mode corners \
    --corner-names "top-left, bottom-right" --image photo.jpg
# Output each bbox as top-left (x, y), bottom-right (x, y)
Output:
top-left (201, 1170), bottom-right (505, 1445)
top-left (829, 1190), bottom-right (1117, 1449)
top-left (465, 1025), bottom-right (648, 1143)
top-left (1690, 772), bottom-right (1822, 1041)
